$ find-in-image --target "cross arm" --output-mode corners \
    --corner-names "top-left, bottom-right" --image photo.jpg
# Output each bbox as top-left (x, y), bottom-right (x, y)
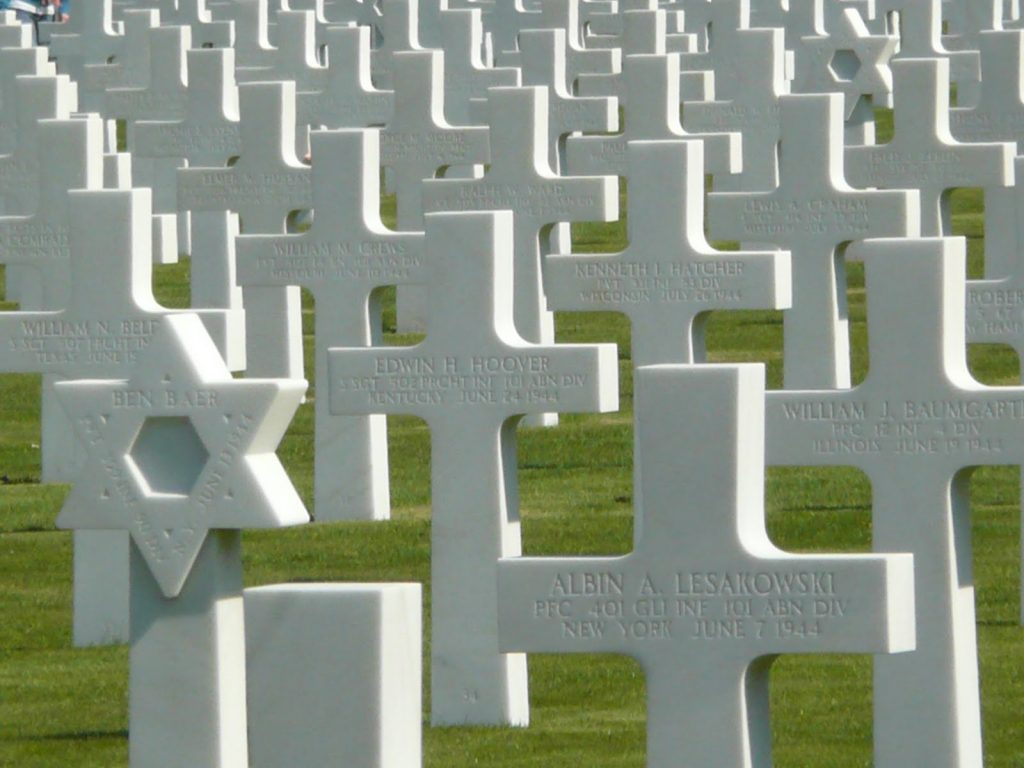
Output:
top-left (498, 555), bottom-right (639, 656)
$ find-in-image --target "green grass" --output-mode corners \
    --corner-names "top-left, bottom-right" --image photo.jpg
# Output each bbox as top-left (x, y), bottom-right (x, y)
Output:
top-left (2, 135), bottom-right (1024, 767)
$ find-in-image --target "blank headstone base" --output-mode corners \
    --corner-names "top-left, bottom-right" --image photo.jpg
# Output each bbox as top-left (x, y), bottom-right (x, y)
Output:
top-left (245, 583), bottom-right (422, 768)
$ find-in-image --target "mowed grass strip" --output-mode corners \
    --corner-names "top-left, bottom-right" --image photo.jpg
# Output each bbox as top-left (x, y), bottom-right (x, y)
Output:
top-left (3, 116), bottom-right (1024, 765)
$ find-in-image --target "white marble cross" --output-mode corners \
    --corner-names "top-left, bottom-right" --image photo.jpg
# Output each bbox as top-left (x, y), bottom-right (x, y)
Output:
top-left (0, 117), bottom-right (102, 316)
top-left (576, 8), bottom-right (706, 97)
top-left (682, 25), bottom-right (789, 192)
top-left (429, 5), bottom-right (520, 125)
top-left (944, 0), bottom-right (1010, 52)
top-left (499, 362), bottom-right (914, 768)
top-left (845, 57), bottom-right (1015, 236)
top-left (296, 24), bottom-right (395, 131)
top-left (422, 85), bottom-right (617, 426)
top-left (456, 0), bottom-right (531, 54)
top-left (225, 0), bottom-right (277, 70)
top-left (177, 80), bottom-right (310, 381)
top-left (122, 43), bottom-right (247, 355)
top-left (0, 74), bottom-right (76, 216)
top-left (499, 0), bottom-right (620, 85)
top-left (47, 3), bottom-right (151, 112)
top-left (0, 181), bottom-right (243, 444)
top-left (876, 0), bottom-right (981, 87)
top-left (237, 129), bottom-right (426, 523)
top-left (677, 0), bottom-right (764, 101)
top-left (382, 50), bottom-right (490, 232)
top-left (0, 9), bottom-right (33, 47)
top-left (371, 0), bottom-right (424, 90)
top-left (966, 155), bottom-right (1024, 625)
top-left (0, 45), bottom-right (54, 156)
top-left (105, 23), bottom-right (193, 264)
top-left (515, 28), bottom-right (619, 172)
top-left (133, 47), bottom-right (241, 169)
top-left (709, 94), bottom-right (918, 389)
top-left (328, 210), bottom-right (619, 726)
top-left (950, 30), bottom-right (1024, 149)
top-left (765, 235), bottom-right (1018, 767)
top-left (584, 3), bottom-right (696, 55)
top-left (291, 0), bottom-right (380, 27)
top-left (549, 139), bottom-right (789, 367)
top-left (44, 0), bottom-right (122, 70)
top-left (235, 8), bottom-right (325, 94)
top-left (150, 0), bottom-right (233, 48)
top-left (84, 8), bottom-right (160, 91)
top-left (0, 72), bottom-right (82, 306)
top-left (55, 309), bottom-right (307, 768)
top-left (568, 53), bottom-right (740, 179)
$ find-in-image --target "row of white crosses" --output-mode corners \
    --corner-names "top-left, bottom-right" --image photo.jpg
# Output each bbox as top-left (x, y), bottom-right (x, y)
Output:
top-left (6, 0), bottom-right (1024, 765)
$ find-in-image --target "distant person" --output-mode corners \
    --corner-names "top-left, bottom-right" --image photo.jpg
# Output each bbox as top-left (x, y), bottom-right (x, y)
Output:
top-left (0, 0), bottom-right (63, 44)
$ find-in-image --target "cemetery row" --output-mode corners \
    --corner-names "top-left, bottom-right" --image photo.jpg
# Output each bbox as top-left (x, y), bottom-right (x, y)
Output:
top-left (2, 0), bottom-right (1023, 766)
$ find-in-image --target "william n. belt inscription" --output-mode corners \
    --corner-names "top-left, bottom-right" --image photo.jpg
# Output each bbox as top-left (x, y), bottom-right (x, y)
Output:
top-left (9, 318), bottom-right (158, 366)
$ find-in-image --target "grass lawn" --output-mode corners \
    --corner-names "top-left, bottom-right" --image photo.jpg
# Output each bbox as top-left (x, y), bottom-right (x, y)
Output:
top-left (2, 110), bottom-right (1024, 766)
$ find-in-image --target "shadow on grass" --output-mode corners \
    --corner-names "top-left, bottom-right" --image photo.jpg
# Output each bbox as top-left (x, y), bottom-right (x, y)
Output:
top-left (10, 730), bottom-right (127, 743)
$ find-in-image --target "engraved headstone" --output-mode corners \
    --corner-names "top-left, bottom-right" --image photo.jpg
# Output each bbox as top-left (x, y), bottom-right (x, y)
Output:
top-left (133, 47), bottom-right (241, 169)
top-left (499, 0), bottom-right (620, 85)
top-left (382, 50), bottom-right (489, 231)
top-left (0, 74), bottom-right (78, 217)
top-left (682, 24), bottom-right (789, 192)
top-left (965, 154), bottom-right (1024, 625)
top-left (371, 0), bottom-right (424, 90)
top-left (328, 210), bottom-right (619, 726)
top-left (423, 85), bottom-right (617, 429)
top-left (0, 45), bottom-right (54, 156)
top-left (237, 129), bottom-right (426, 522)
top-left (549, 140), bottom-right (789, 367)
top-left (950, 29), bottom-right (1024, 148)
top-left (429, 5), bottom-right (519, 125)
top-left (678, 0), bottom-right (767, 101)
top-left (105, 23), bottom-right (193, 264)
top-left (845, 57), bottom-right (1014, 236)
top-left (235, 8), bottom-right (324, 96)
top-left (567, 53), bottom-right (740, 178)
top-left (765, 236), bottom-right (1013, 767)
top-left (499, 362), bottom-right (915, 768)
top-left (575, 9), bottom-right (706, 96)
top-left (709, 94), bottom-right (918, 389)
top-left (54, 302), bottom-right (307, 768)
top-left (296, 24), bottom-right (394, 131)
top-left (177, 80), bottom-right (310, 381)
top-left (382, 50), bottom-right (489, 331)
top-left (515, 28), bottom-right (618, 172)
top-left (131, 46), bottom-right (247, 351)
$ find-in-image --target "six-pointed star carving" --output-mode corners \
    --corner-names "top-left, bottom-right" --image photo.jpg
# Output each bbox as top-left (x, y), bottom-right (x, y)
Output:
top-left (796, 7), bottom-right (898, 115)
top-left (54, 314), bottom-right (308, 598)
